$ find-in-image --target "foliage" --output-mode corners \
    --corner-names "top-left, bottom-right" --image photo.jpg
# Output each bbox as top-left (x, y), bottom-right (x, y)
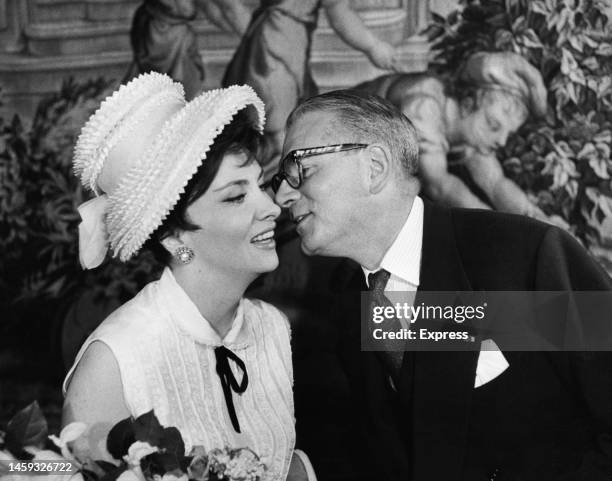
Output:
top-left (0, 79), bottom-right (163, 316)
top-left (0, 405), bottom-right (268, 481)
top-left (426, 0), bottom-right (612, 271)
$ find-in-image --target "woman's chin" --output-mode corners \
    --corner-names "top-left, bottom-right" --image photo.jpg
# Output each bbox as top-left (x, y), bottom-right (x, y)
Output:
top-left (251, 252), bottom-right (280, 274)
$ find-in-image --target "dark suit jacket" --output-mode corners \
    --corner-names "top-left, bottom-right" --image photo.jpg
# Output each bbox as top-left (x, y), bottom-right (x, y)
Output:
top-left (334, 201), bottom-right (612, 481)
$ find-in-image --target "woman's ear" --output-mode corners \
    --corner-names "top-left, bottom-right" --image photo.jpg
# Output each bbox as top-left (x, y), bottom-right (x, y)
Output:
top-left (367, 144), bottom-right (392, 194)
top-left (160, 234), bottom-right (184, 258)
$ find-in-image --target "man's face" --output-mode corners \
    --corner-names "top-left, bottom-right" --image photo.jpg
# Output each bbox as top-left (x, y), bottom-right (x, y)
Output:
top-left (274, 111), bottom-right (367, 257)
top-left (460, 91), bottom-right (528, 154)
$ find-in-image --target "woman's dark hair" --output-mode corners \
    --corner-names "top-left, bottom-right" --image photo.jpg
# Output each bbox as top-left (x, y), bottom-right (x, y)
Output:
top-left (143, 108), bottom-right (262, 264)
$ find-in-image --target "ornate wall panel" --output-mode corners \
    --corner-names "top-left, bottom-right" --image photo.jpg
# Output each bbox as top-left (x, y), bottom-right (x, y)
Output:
top-left (0, 0), bottom-right (432, 120)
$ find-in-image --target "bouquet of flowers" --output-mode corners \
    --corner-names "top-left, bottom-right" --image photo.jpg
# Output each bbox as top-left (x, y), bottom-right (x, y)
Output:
top-left (0, 402), bottom-right (270, 481)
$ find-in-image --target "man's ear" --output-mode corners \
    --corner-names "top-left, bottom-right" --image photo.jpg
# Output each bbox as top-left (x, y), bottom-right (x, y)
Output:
top-left (367, 144), bottom-right (392, 194)
top-left (160, 234), bottom-right (184, 258)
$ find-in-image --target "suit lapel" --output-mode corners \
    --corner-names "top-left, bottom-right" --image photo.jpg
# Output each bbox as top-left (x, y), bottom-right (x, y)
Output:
top-left (407, 202), bottom-right (479, 481)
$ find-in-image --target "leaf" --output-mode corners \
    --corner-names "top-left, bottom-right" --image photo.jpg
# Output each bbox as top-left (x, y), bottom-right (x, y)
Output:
top-left (531, 0), bottom-right (549, 15)
top-left (4, 401), bottom-right (48, 455)
top-left (96, 460), bottom-right (120, 473)
top-left (561, 48), bottom-right (579, 75)
top-left (159, 427), bottom-right (185, 459)
top-left (594, 130), bottom-right (612, 143)
top-left (132, 411), bottom-right (164, 447)
top-left (520, 29), bottom-right (543, 49)
top-left (99, 465), bottom-right (128, 481)
top-left (567, 82), bottom-right (578, 104)
top-left (589, 156), bottom-right (610, 179)
top-left (140, 452), bottom-right (174, 479)
top-left (106, 417), bottom-right (135, 461)
top-left (568, 35), bottom-right (583, 52)
top-left (583, 35), bottom-right (600, 49)
top-left (596, 43), bottom-right (612, 56)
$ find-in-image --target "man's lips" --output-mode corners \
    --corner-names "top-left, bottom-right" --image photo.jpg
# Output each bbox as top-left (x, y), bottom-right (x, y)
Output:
top-left (292, 213), bottom-right (311, 225)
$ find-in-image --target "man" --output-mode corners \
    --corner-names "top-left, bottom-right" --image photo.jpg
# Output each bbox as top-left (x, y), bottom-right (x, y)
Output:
top-left (272, 90), bottom-right (612, 480)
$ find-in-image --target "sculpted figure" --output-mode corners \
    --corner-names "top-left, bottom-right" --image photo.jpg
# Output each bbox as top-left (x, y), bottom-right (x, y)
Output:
top-left (126, 0), bottom-right (250, 99)
top-left (223, 0), bottom-right (398, 175)
top-left (357, 52), bottom-right (562, 224)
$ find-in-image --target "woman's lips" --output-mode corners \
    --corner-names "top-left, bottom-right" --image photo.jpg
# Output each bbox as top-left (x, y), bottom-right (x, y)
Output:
top-left (250, 228), bottom-right (276, 249)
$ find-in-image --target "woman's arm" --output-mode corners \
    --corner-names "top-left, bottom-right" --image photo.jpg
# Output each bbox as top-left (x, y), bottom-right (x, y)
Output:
top-left (322, 0), bottom-right (397, 70)
top-left (62, 341), bottom-right (130, 463)
top-left (288, 450), bottom-right (318, 481)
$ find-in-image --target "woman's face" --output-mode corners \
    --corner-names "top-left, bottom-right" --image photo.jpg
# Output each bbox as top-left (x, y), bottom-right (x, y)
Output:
top-left (459, 90), bottom-right (528, 154)
top-left (181, 151), bottom-right (281, 277)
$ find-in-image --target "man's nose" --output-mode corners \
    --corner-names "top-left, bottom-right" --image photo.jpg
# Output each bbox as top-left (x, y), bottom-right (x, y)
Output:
top-left (274, 180), bottom-right (300, 208)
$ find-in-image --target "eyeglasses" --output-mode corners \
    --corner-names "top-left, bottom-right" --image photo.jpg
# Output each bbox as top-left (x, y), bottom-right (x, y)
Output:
top-left (268, 143), bottom-right (368, 193)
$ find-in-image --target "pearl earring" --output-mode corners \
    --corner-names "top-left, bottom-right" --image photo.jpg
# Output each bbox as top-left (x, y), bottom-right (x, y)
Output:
top-left (174, 246), bottom-right (195, 264)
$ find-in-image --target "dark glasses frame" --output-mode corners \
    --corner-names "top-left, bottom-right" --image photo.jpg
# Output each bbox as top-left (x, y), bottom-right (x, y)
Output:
top-left (267, 143), bottom-right (369, 193)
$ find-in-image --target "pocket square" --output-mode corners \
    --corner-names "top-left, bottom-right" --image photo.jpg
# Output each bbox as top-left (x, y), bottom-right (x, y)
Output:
top-left (474, 339), bottom-right (509, 388)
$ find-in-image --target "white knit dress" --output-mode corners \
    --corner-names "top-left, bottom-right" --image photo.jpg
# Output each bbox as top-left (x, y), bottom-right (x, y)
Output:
top-left (64, 268), bottom-right (295, 480)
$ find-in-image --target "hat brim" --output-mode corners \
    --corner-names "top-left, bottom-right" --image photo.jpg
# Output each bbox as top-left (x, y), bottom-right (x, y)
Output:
top-left (106, 85), bottom-right (266, 261)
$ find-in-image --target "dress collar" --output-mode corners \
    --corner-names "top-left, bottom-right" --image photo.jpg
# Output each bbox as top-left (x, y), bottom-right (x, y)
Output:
top-left (156, 268), bottom-right (250, 348)
top-left (362, 196), bottom-right (424, 287)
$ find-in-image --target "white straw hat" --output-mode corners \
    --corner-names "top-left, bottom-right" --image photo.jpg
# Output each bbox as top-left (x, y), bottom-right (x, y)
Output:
top-left (73, 72), bottom-right (265, 269)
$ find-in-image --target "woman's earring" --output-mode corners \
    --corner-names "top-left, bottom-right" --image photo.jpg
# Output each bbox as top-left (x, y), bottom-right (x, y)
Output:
top-left (174, 246), bottom-right (195, 264)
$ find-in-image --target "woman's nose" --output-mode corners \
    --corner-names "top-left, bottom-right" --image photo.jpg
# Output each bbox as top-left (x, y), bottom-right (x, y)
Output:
top-left (259, 188), bottom-right (282, 219)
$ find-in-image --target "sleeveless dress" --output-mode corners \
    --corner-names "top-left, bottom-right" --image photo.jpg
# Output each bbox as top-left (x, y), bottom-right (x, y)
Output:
top-left (64, 268), bottom-right (295, 480)
top-left (222, 0), bottom-right (321, 138)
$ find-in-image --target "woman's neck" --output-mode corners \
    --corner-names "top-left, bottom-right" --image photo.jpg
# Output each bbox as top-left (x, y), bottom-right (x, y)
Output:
top-left (170, 263), bottom-right (253, 339)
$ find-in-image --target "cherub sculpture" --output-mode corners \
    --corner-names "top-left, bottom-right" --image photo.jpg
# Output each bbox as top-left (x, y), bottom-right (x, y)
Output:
top-left (357, 52), bottom-right (565, 226)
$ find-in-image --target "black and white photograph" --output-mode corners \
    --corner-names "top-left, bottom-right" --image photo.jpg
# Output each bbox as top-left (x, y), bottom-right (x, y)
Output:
top-left (1, 0), bottom-right (612, 480)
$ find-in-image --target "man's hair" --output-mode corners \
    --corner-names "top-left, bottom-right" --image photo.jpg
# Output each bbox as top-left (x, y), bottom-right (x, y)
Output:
top-left (286, 89), bottom-right (419, 177)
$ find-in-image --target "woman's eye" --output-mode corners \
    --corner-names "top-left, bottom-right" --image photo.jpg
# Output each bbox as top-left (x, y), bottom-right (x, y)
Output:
top-left (226, 194), bottom-right (246, 204)
top-left (258, 183), bottom-right (267, 191)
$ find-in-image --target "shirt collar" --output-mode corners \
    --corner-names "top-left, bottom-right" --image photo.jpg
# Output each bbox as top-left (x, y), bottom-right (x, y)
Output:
top-left (157, 267), bottom-right (249, 348)
top-left (362, 196), bottom-right (424, 287)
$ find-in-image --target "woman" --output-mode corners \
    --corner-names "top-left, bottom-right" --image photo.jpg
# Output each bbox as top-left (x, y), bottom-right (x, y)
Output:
top-left (222, 0), bottom-right (398, 174)
top-left (356, 52), bottom-right (565, 226)
top-left (63, 73), bottom-right (312, 479)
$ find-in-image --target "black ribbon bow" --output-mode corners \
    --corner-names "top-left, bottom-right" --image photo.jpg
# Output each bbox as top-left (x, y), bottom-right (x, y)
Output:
top-left (214, 345), bottom-right (249, 433)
